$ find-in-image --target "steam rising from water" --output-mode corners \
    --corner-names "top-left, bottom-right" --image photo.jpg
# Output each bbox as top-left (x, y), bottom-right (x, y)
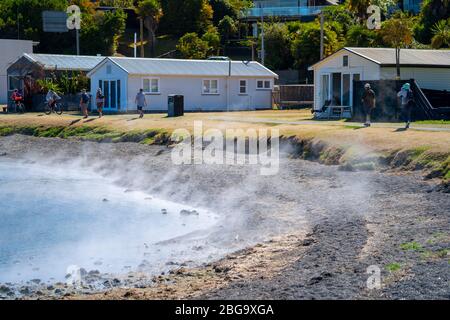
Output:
top-left (0, 162), bottom-right (218, 283)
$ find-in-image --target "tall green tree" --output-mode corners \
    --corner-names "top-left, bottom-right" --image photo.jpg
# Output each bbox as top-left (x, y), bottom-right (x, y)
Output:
top-left (135, 0), bottom-right (163, 57)
top-left (80, 8), bottom-right (127, 55)
top-left (159, 0), bottom-right (212, 36)
top-left (0, 0), bottom-right (69, 52)
top-left (291, 22), bottom-right (340, 69)
top-left (218, 15), bottom-right (237, 42)
top-left (415, 0), bottom-right (450, 44)
top-left (345, 24), bottom-right (379, 46)
top-left (261, 23), bottom-right (293, 70)
top-left (202, 26), bottom-right (221, 56)
top-left (176, 32), bottom-right (210, 59)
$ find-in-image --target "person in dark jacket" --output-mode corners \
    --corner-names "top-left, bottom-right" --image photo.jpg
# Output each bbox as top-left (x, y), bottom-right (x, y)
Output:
top-left (80, 89), bottom-right (90, 119)
top-left (361, 83), bottom-right (376, 127)
top-left (397, 83), bottom-right (414, 129)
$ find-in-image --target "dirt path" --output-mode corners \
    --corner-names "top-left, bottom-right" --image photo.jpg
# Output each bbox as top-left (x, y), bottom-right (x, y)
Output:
top-left (0, 135), bottom-right (448, 300)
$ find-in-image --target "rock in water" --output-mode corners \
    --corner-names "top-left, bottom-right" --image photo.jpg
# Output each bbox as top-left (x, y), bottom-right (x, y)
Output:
top-left (180, 209), bottom-right (199, 216)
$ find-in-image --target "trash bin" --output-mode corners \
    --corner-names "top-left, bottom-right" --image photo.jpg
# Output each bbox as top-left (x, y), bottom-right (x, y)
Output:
top-left (168, 95), bottom-right (184, 117)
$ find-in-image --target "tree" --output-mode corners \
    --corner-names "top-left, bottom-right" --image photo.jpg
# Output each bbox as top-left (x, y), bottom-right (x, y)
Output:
top-left (218, 15), bottom-right (237, 42)
top-left (261, 23), bottom-right (293, 70)
top-left (209, 0), bottom-right (238, 25)
top-left (291, 22), bottom-right (340, 70)
top-left (345, 24), bottom-right (379, 47)
top-left (80, 9), bottom-right (127, 55)
top-left (346, 0), bottom-right (371, 21)
top-left (176, 32), bottom-right (209, 59)
top-left (381, 16), bottom-right (413, 79)
top-left (135, 0), bottom-right (163, 57)
top-left (159, 0), bottom-right (212, 36)
top-left (202, 27), bottom-right (221, 56)
top-left (415, 0), bottom-right (450, 44)
top-left (431, 19), bottom-right (450, 49)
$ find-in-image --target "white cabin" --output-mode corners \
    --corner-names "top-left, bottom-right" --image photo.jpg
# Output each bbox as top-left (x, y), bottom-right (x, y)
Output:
top-left (87, 57), bottom-right (278, 112)
top-left (309, 47), bottom-right (450, 111)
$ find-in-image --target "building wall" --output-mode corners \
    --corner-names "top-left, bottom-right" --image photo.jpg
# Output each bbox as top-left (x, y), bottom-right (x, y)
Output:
top-left (89, 61), bottom-right (128, 110)
top-left (312, 50), bottom-right (380, 110)
top-left (0, 39), bottom-right (33, 104)
top-left (126, 75), bottom-right (274, 112)
top-left (380, 67), bottom-right (450, 91)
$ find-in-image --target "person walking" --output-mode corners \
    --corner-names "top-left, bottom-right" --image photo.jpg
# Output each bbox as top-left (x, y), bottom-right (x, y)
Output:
top-left (397, 83), bottom-right (414, 129)
top-left (361, 83), bottom-right (376, 127)
top-left (80, 89), bottom-right (90, 119)
top-left (135, 89), bottom-right (147, 118)
top-left (95, 88), bottom-right (105, 118)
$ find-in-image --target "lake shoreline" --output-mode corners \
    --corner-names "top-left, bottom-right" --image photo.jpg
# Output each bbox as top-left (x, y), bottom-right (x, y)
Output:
top-left (0, 135), bottom-right (449, 300)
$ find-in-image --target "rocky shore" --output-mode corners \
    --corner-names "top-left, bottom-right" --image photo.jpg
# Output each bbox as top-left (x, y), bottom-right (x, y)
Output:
top-left (0, 134), bottom-right (448, 300)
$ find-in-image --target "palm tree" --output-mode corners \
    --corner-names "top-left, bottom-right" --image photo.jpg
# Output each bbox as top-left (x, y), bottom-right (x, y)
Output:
top-left (135, 0), bottom-right (163, 57)
top-left (431, 19), bottom-right (450, 49)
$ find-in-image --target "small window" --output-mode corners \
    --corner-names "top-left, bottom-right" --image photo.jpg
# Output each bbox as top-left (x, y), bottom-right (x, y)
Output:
top-left (343, 55), bottom-right (349, 67)
top-left (203, 79), bottom-right (219, 94)
top-left (257, 79), bottom-right (272, 90)
top-left (239, 80), bottom-right (247, 94)
top-left (8, 76), bottom-right (21, 91)
top-left (143, 78), bottom-right (160, 94)
top-left (106, 65), bottom-right (112, 74)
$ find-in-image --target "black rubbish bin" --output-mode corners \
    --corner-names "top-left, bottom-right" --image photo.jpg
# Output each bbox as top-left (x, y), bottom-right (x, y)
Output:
top-left (168, 95), bottom-right (184, 117)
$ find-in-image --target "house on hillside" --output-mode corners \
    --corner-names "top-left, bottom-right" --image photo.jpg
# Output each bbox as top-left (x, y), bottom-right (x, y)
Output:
top-left (308, 47), bottom-right (450, 117)
top-left (87, 57), bottom-right (278, 112)
top-left (7, 53), bottom-right (104, 109)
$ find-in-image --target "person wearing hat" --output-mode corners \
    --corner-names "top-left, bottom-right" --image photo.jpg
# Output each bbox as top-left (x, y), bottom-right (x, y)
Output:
top-left (397, 83), bottom-right (414, 129)
top-left (361, 83), bottom-right (376, 127)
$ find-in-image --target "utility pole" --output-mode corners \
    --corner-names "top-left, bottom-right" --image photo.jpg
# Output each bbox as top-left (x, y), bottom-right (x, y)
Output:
top-left (76, 28), bottom-right (80, 55)
top-left (260, 4), bottom-right (265, 66)
top-left (139, 17), bottom-right (144, 57)
top-left (134, 32), bottom-right (137, 58)
top-left (227, 58), bottom-right (232, 111)
top-left (320, 11), bottom-right (324, 60)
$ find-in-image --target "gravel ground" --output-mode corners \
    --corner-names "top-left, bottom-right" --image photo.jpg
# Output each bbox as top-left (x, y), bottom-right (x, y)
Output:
top-left (0, 134), bottom-right (449, 300)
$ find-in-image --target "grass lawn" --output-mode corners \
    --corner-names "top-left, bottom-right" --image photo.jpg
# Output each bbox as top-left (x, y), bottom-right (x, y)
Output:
top-left (1, 110), bottom-right (449, 180)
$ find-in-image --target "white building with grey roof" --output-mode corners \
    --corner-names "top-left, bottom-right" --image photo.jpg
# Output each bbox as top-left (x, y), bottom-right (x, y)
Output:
top-left (308, 47), bottom-right (450, 112)
top-left (87, 57), bottom-right (278, 112)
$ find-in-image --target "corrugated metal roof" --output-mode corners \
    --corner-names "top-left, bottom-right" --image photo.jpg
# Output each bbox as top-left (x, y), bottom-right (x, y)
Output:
top-left (309, 47), bottom-right (450, 70)
top-left (24, 53), bottom-right (104, 71)
top-left (346, 47), bottom-right (450, 67)
top-left (106, 57), bottom-right (278, 78)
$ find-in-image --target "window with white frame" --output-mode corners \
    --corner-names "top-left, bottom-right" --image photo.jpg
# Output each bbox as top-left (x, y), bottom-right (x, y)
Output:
top-left (239, 80), bottom-right (247, 94)
top-left (203, 79), bottom-right (219, 94)
top-left (256, 79), bottom-right (272, 90)
top-left (142, 78), bottom-right (160, 94)
top-left (343, 55), bottom-right (349, 67)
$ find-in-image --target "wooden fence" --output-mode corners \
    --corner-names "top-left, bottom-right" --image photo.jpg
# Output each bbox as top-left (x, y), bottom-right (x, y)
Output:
top-left (273, 84), bottom-right (314, 109)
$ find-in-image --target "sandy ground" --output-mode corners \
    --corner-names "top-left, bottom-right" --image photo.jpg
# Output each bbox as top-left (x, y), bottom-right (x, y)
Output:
top-left (0, 135), bottom-right (449, 300)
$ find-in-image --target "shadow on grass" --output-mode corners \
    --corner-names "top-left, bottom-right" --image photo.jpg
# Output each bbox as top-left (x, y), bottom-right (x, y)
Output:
top-left (69, 119), bottom-right (82, 126)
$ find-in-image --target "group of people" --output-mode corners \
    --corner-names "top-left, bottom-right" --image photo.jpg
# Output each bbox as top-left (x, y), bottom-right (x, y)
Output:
top-left (361, 82), bottom-right (415, 129)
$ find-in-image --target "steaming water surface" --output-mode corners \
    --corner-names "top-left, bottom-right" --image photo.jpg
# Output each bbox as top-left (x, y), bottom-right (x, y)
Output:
top-left (0, 161), bottom-right (218, 284)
